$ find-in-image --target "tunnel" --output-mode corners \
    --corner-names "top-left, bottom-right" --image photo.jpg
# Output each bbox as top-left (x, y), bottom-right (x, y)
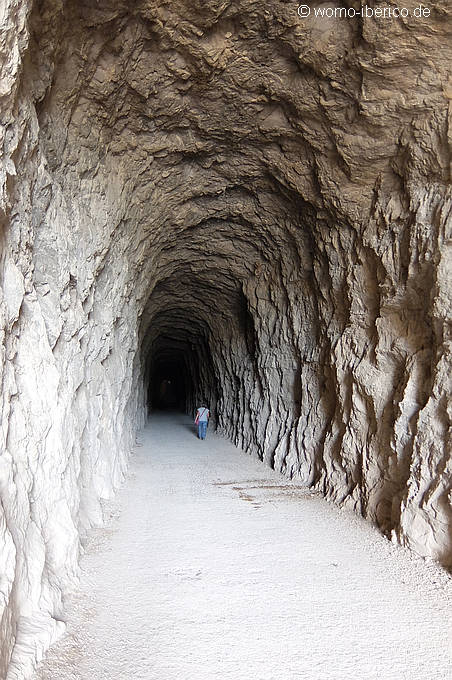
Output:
top-left (148, 355), bottom-right (186, 410)
top-left (0, 0), bottom-right (451, 676)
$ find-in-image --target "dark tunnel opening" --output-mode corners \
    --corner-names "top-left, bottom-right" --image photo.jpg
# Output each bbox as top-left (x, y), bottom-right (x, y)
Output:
top-left (149, 356), bottom-right (187, 411)
top-left (140, 277), bottom-right (258, 427)
top-left (142, 307), bottom-right (220, 421)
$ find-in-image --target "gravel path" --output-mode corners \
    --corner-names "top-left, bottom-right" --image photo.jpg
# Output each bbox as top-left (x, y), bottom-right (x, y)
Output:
top-left (32, 412), bottom-right (451, 680)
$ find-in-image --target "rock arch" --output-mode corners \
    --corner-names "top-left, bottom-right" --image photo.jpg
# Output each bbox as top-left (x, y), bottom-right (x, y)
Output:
top-left (1, 1), bottom-right (451, 675)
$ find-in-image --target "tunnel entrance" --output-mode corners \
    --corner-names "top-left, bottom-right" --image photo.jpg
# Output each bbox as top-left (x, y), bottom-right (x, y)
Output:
top-left (1, 2), bottom-right (452, 677)
top-left (141, 302), bottom-right (220, 421)
top-left (149, 358), bottom-right (187, 411)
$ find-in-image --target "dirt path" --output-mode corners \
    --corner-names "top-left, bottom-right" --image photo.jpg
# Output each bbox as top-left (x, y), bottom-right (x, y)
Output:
top-left (32, 413), bottom-right (451, 680)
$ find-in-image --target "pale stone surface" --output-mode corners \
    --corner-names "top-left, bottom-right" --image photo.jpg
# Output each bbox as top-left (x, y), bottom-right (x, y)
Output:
top-left (0, 1), bottom-right (451, 677)
top-left (30, 414), bottom-right (452, 680)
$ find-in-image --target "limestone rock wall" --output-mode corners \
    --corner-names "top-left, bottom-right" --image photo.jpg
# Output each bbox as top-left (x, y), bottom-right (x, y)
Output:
top-left (0, 3), bottom-right (143, 676)
top-left (0, 0), bottom-right (451, 676)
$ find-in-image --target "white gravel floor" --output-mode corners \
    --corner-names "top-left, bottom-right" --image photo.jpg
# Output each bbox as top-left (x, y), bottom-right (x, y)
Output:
top-left (33, 412), bottom-right (451, 680)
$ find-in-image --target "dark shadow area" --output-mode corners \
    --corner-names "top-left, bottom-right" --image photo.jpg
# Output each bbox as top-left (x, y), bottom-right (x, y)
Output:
top-left (182, 422), bottom-right (199, 438)
top-left (141, 304), bottom-right (219, 421)
top-left (149, 358), bottom-right (187, 410)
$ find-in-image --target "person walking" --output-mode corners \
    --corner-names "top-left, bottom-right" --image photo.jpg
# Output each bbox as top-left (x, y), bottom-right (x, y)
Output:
top-left (195, 404), bottom-right (210, 440)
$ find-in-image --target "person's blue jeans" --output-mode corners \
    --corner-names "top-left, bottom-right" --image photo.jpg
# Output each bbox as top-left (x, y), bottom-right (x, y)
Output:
top-left (198, 421), bottom-right (207, 440)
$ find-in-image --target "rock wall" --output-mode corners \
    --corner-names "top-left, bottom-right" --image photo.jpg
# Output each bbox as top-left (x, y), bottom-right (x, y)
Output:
top-left (0, 0), bottom-right (451, 676)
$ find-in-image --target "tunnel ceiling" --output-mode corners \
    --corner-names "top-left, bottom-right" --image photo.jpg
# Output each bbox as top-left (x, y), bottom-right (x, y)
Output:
top-left (30, 0), bottom-right (451, 330)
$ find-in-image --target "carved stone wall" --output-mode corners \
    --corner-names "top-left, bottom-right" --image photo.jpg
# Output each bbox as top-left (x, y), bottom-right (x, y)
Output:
top-left (0, 1), bottom-right (451, 676)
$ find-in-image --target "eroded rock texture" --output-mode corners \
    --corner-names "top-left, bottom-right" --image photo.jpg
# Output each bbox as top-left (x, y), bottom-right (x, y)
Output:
top-left (0, 0), bottom-right (451, 676)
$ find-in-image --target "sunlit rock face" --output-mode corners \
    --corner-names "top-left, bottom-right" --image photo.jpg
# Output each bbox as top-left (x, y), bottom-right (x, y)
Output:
top-left (1, 0), bottom-right (451, 675)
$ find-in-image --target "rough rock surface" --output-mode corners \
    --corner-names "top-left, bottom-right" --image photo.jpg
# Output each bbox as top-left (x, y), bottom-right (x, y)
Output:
top-left (0, 0), bottom-right (451, 677)
top-left (31, 414), bottom-right (452, 680)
